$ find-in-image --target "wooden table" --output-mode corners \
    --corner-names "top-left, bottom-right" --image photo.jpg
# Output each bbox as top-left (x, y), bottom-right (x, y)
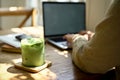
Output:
top-left (0, 7), bottom-right (36, 28)
top-left (0, 27), bottom-right (116, 80)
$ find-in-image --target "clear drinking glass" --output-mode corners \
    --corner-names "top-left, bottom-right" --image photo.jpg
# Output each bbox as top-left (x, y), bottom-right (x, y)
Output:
top-left (21, 38), bottom-right (45, 67)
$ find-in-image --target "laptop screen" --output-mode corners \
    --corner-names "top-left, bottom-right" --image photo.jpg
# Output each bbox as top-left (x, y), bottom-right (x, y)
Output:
top-left (42, 2), bottom-right (86, 37)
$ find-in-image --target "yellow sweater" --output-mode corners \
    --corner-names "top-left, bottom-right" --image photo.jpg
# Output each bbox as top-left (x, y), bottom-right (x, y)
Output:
top-left (72, 15), bottom-right (120, 73)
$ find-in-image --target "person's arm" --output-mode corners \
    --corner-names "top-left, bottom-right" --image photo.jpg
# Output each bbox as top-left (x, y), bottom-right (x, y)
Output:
top-left (63, 32), bottom-right (94, 73)
top-left (64, 15), bottom-right (120, 74)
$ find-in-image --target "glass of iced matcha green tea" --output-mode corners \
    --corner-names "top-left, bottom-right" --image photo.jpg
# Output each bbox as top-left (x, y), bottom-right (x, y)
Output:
top-left (21, 38), bottom-right (45, 67)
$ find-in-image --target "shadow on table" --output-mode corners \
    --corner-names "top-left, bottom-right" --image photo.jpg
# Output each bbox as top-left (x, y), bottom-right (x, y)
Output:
top-left (7, 65), bottom-right (57, 80)
top-left (73, 65), bottom-right (116, 80)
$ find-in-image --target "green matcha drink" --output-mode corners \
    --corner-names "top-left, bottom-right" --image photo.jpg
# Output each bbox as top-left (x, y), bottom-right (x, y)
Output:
top-left (21, 38), bottom-right (45, 67)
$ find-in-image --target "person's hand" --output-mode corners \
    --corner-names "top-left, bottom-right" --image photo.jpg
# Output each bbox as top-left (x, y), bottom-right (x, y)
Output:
top-left (79, 30), bottom-right (94, 40)
top-left (63, 31), bottom-right (94, 47)
top-left (63, 34), bottom-right (75, 44)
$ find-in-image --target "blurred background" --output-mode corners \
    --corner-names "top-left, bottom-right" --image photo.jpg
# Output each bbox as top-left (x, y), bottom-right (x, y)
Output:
top-left (0, 0), bottom-right (112, 31)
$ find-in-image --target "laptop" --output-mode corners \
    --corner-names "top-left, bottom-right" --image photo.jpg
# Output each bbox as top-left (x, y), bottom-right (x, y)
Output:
top-left (42, 2), bottom-right (86, 49)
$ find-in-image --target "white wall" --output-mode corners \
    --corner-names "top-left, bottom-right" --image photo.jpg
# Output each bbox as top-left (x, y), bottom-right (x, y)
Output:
top-left (86, 0), bottom-right (112, 31)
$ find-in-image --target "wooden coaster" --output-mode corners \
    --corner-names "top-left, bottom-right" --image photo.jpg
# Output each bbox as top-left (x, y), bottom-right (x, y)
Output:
top-left (13, 60), bottom-right (52, 73)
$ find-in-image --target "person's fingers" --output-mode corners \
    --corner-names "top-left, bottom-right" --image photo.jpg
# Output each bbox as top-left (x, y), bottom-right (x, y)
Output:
top-left (63, 34), bottom-right (71, 39)
top-left (63, 34), bottom-right (74, 43)
top-left (86, 31), bottom-right (95, 40)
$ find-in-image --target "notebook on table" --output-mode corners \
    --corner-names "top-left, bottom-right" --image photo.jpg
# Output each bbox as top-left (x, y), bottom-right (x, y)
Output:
top-left (42, 2), bottom-right (86, 50)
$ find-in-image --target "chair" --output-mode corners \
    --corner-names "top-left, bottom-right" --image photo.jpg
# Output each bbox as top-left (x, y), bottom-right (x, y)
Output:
top-left (0, 7), bottom-right (37, 28)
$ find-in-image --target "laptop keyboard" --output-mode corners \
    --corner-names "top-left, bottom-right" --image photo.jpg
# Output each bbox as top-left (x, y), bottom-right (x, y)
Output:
top-left (50, 37), bottom-right (66, 42)
top-left (47, 37), bottom-right (72, 49)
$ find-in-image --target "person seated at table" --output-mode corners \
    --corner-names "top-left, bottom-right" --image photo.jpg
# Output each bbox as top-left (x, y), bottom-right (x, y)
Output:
top-left (63, 0), bottom-right (120, 74)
